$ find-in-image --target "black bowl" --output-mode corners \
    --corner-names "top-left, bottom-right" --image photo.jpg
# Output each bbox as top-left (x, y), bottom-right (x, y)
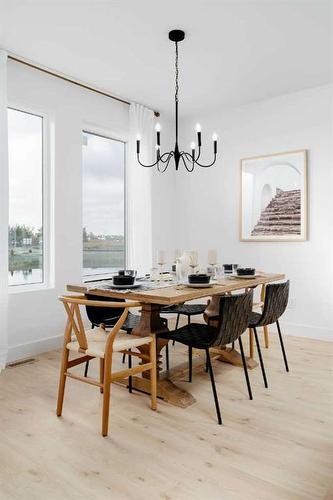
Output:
top-left (237, 268), bottom-right (255, 276)
top-left (113, 275), bottom-right (135, 286)
top-left (188, 274), bottom-right (211, 284)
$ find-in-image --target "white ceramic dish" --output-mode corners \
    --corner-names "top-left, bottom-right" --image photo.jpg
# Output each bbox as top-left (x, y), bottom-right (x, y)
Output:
top-left (107, 283), bottom-right (141, 289)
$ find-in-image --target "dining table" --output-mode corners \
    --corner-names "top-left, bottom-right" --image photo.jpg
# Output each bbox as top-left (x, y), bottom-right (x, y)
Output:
top-left (67, 272), bottom-right (285, 408)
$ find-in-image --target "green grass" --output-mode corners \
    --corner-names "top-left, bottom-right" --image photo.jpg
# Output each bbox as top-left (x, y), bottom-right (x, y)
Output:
top-left (9, 247), bottom-right (43, 271)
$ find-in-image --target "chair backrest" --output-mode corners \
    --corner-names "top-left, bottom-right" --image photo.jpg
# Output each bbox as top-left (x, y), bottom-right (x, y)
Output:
top-left (257, 280), bottom-right (290, 327)
top-left (58, 295), bottom-right (141, 351)
top-left (85, 293), bottom-right (125, 326)
top-left (214, 290), bottom-right (254, 347)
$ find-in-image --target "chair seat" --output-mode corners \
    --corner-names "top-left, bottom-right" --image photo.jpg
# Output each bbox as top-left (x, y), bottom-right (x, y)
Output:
top-left (248, 311), bottom-right (262, 327)
top-left (92, 312), bottom-right (167, 332)
top-left (158, 323), bottom-right (218, 349)
top-left (91, 311), bottom-right (140, 331)
top-left (67, 326), bottom-right (152, 358)
top-left (162, 304), bottom-right (207, 316)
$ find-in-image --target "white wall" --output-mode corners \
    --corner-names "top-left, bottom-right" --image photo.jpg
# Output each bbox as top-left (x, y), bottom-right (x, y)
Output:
top-left (173, 85), bottom-right (333, 340)
top-left (7, 61), bottom-right (130, 361)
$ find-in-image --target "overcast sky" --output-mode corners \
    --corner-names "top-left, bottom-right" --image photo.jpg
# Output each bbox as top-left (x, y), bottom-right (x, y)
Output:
top-left (8, 108), bottom-right (43, 230)
top-left (82, 132), bottom-right (125, 235)
top-left (8, 110), bottom-right (125, 236)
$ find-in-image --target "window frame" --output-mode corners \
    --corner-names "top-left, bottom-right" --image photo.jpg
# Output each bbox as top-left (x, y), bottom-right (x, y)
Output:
top-left (82, 127), bottom-right (127, 281)
top-left (7, 104), bottom-right (52, 293)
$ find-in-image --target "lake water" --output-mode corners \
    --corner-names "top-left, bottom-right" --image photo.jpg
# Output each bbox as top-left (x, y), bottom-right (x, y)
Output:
top-left (8, 250), bottom-right (125, 285)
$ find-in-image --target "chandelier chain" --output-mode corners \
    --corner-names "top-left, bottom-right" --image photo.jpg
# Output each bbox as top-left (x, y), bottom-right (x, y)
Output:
top-left (175, 42), bottom-right (179, 103)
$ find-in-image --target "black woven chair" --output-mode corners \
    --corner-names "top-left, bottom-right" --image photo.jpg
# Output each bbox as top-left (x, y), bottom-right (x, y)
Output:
top-left (158, 290), bottom-right (254, 424)
top-left (162, 303), bottom-right (208, 348)
top-left (83, 294), bottom-right (168, 386)
top-left (248, 281), bottom-right (290, 378)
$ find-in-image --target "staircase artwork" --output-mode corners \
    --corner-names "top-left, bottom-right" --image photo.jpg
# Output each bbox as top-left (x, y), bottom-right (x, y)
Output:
top-left (251, 188), bottom-right (301, 236)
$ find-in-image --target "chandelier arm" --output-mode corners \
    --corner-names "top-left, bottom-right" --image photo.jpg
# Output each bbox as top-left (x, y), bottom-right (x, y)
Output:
top-left (180, 153), bottom-right (195, 172)
top-left (159, 151), bottom-right (174, 163)
top-left (193, 154), bottom-right (217, 168)
top-left (195, 146), bottom-right (201, 162)
top-left (158, 152), bottom-right (173, 173)
top-left (137, 154), bottom-right (162, 168)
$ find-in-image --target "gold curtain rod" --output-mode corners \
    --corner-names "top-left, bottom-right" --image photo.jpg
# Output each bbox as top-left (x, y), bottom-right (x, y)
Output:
top-left (8, 54), bottom-right (160, 117)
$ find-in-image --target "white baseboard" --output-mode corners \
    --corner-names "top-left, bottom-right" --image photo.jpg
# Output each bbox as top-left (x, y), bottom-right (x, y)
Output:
top-left (269, 321), bottom-right (332, 342)
top-left (7, 334), bottom-right (63, 363)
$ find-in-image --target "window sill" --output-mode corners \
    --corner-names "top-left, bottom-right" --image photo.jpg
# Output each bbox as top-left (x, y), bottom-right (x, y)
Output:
top-left (8, 283), bottom-right (54, 294)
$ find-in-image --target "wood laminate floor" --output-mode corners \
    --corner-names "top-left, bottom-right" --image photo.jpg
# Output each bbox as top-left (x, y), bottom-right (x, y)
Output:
top-left (0, 325), bottom-right (332, 500)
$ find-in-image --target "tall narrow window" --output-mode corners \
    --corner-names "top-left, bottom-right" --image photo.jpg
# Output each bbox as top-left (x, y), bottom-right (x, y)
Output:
top-left (8, 108), bottom-right (44, 286)
top-left (82, 131), bottom-right (125, 277)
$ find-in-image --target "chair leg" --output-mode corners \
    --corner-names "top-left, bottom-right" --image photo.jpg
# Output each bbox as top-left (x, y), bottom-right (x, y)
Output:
top-left (263, 325), bottom-right (270, 348)
top-left (173, 314), bottom-right (180, 345)
top-left (56, 347), bottom-right (69, 416)
top-left (84, 360), bottom-right (89, 377)
top-left (205, 348), bottom-right (223, 425)
top-left (128, 349), bottom-right (132, 393)
top-left (165, 343), bottom-right (170, 370)
top-left (205, 349), bottom-right (209, 373)
top-left (188, 346), bottom-right (193, 382)
top-left (149, 335), bottom-right (157, 410)
top-left (99, 358), bottom-right (104, 394)
top-left (122, 353), bottom-right (126, 364)
top-left (276, 320), bottom-right (289, 372)
top-left (253, 327), bottom-right (268, 388)
top-left (249, 328), bottom-right (254, 358)
top-left (102, 356), bottom-right (112, 437)
top-left (187, 315), bottom-right (191, 325)
top-left (238, 336), bottom-right (253, 400)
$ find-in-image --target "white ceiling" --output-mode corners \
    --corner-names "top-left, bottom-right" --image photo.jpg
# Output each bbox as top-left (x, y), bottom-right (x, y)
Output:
top-left (0, 0), bottom-right (331, 118)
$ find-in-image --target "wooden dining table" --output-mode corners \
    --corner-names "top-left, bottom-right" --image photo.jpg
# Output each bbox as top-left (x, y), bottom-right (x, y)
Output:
top-left (67, 272), bottom-right (284, 408)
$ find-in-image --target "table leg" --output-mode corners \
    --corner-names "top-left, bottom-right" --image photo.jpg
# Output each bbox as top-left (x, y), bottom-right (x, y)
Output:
top-left (204, 294), bottom-right (258, 369)
top-left (126, 303), bottom-right (196, 408)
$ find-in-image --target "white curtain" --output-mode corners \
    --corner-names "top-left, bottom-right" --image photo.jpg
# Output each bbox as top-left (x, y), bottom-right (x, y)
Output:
top-left (127, 103), bottom-right (154, 275)
top-left (0, 50), bottom-right (8, 371)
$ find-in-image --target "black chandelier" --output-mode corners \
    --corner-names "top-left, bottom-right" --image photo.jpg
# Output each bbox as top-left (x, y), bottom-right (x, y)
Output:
top-left (136, 29), bottom-right (218, 173)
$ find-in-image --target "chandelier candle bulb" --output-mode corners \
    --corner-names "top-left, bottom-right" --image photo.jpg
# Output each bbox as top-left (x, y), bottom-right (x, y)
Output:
top-left (196, 124), bottom-right (202, 147)
top-left (191, 141), bottom-right (195, 159)
top-left (213, 134), bottom-right (217, 154)
top-left (156, 123), bottom-right (161, 145)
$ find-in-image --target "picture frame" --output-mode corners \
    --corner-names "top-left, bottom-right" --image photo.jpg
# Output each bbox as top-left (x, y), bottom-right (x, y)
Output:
top-left (240, 150), bottom-right (308, 241)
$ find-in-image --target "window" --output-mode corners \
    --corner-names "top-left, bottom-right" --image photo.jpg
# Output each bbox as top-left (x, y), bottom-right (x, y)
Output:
top-left (8, 108), bottom-right (44, 286)
top-left (82, 131), bottom-right (125, 277)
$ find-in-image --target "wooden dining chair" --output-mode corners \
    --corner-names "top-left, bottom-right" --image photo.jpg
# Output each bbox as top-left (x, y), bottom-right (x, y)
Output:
top-left (57, 295), bottom-right (157, 437)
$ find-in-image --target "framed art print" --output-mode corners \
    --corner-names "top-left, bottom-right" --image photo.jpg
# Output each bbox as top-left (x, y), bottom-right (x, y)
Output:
top-left (240, 150), bottom-right (307, 241)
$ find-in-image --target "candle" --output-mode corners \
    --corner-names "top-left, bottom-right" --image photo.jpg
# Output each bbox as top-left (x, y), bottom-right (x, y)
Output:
top-left (208, 249), bottom-right (218, 265)
top-left (196, 123), bottom-right (202, 147)
top-left (174, 249), bottom-right (182, 262)
top-left (155, 123), bottom-right (161, 146)
top-left (213, 133), bottom-right (217, 154)
top-left (191, 141), bottom-right (195, 160)
top-left (157, 250), bottom-right (166, 265)
top-left (189, 250), bottom-right (199, 268)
